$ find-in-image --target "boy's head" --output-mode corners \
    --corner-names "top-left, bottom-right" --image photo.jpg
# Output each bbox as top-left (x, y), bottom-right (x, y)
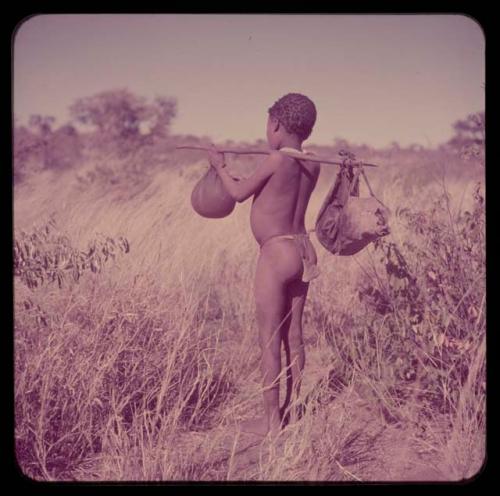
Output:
top-left (267, 93), bottom-right (317, 148)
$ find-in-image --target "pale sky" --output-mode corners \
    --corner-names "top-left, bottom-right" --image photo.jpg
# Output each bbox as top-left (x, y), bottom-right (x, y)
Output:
top-left (13, 14), bottom-right (484, 148)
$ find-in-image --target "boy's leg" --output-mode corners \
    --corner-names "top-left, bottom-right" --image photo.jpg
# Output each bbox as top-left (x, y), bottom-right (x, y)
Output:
top-left (240, 242), bottom-right (301, 436)
top-left (282, 278), bottom-right (309, 424)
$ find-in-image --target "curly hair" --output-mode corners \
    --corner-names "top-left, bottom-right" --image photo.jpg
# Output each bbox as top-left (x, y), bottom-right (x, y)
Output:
top-left (268, 93), bottom-right (317, 141)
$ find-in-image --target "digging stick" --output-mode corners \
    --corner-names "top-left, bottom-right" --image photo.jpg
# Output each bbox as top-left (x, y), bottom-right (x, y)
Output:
top-left (175, 145), bottom-right (378, 167)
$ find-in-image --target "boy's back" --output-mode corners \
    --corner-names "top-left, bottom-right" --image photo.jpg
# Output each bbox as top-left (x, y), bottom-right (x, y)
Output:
top-left (250, 154), bottom-right (320, 246)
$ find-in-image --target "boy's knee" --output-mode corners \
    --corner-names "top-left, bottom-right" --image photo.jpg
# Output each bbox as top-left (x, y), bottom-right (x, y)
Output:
top-left (259, 338), bottom-right (281, 359)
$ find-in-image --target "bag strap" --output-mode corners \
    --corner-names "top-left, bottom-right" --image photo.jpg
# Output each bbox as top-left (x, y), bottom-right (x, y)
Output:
top-left (359, 164), bottom-right (390, 210)
top-left (360, 167), bottom-right (375, 197)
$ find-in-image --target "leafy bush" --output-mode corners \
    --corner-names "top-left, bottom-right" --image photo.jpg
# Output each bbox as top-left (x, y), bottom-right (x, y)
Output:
top-left (14, 217), bottom-right (130, 290)
top-left (338, 182), bottom-right (485, 424)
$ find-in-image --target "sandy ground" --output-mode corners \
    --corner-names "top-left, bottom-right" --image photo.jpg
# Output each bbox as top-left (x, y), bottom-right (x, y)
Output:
top-left (168, 340), bottom-right (450, 482)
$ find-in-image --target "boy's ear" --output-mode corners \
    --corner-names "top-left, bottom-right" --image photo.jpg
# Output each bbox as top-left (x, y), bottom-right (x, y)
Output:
top-left (272, 118), bottom-right (280, 132)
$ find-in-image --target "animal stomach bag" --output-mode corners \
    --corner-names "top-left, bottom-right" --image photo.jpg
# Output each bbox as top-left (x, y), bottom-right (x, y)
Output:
top-left (191, 165), bottom-right (238, 218)
top-left (314, 156), bottom-right (391, 256)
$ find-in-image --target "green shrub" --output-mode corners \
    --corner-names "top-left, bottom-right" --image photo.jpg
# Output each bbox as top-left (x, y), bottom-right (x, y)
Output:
top-left (14, 216), bottom-right (130, 290)
top-left (343, 182), bottom-right (485, 424)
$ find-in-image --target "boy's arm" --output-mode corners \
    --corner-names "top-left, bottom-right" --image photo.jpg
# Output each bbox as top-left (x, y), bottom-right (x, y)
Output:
top-left (214, 152), bottom-right (281, 203)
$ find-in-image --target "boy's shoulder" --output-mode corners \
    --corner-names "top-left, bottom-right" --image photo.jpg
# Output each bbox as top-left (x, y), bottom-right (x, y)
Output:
top-left (273, 149), bottom-right (299, 165)
top-left (265, 150), bottom-right (289, 168)
top-left (275, 148), bottom-right (321, 171)
top-left (270, 149), bottom-right (286, 160)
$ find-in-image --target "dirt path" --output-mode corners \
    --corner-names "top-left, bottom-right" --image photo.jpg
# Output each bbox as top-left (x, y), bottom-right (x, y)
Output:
top-left (172, 380), bottom-right (448, 482)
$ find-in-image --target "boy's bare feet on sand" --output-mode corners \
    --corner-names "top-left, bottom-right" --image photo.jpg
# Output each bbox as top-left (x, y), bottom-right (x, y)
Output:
top-left (239, 416), bottom-right (282, 438)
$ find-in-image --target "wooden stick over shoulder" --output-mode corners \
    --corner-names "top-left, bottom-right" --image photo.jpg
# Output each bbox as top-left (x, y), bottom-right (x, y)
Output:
top-left (175, 145), bottom-right (378, 167)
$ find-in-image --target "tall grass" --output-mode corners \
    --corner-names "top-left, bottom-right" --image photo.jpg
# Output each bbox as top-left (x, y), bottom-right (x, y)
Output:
top-left (14, 146), bottom-right (485, 481)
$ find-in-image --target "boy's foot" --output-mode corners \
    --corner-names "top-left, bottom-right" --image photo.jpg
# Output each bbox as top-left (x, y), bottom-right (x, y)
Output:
top-left (239, 416), bottom-right (282, 437)
top-left (239, 416), bottom-right (270, 437)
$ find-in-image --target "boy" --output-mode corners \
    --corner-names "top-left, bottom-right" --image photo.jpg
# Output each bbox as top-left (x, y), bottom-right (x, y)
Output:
top-left (207, 93), bottom-right (321, 437)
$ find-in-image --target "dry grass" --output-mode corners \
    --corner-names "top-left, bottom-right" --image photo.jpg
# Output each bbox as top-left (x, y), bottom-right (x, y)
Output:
top-left (14, 145), bottom-right (485, 482)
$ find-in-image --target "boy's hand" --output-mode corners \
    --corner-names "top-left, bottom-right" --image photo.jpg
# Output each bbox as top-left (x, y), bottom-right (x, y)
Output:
top-left (207, 144), bottom-right (226, 170)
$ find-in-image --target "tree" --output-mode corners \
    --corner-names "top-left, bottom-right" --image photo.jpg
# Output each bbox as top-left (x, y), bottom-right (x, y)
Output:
top-left (28, 115), bottom-right (55, 136)
top-left (13, 124), bottom-right (42, 182)
top-left (448, 111), bottom-right (485, 149)
top-left (13, 115), bottom-right (83, 182)
top-left (69, 89), bottom-right (177, 152)
top-left (46, 124), bottom-right (83, 170)
top-left (13, 115), bottom-right (55, 181)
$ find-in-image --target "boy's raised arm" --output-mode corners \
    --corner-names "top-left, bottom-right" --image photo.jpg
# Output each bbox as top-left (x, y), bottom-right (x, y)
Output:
top-left (210, 151), bottom-right (281, 203)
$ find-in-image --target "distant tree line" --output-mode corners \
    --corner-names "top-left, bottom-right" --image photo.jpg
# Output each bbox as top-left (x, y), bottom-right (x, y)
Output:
top-left (13, 89), bottom-right (484, 184)
top-left (13, 89), bottom-right (178, 183)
